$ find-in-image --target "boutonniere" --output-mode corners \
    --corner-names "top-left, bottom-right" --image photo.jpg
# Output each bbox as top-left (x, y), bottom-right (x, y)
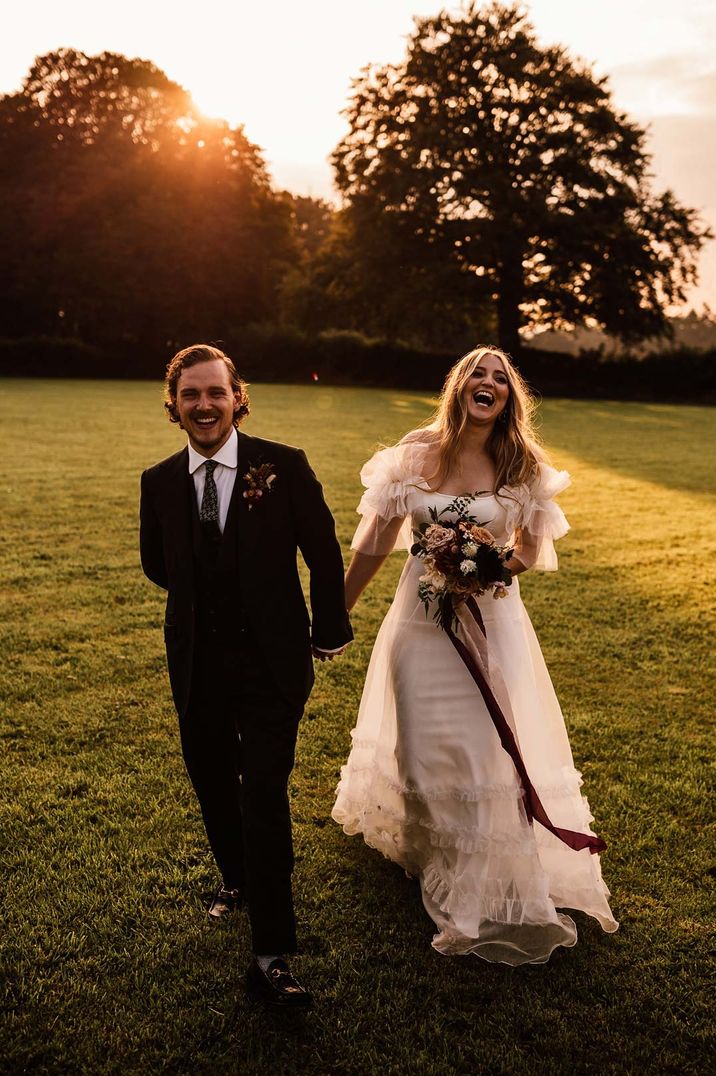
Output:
top-left (243, 462), bottom-right (277, 510)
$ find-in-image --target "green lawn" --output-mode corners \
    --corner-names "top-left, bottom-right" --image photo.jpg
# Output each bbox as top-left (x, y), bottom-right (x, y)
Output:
top-left (1, 381), bottom-right (714, 1075)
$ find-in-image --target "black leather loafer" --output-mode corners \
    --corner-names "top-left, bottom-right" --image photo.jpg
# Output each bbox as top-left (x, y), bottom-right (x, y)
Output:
top-left (207, 886), bottom-right (243, 921)
top-left (245, 958), bottom-right (313, 1009)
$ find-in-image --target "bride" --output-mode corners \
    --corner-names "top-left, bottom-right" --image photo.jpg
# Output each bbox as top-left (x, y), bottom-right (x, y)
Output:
top-left (332, 346), bottom-right (618, 965)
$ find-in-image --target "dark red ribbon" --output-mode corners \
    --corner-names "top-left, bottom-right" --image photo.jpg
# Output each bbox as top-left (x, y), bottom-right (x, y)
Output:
top-left (444, 595), bottom-right (606, 855)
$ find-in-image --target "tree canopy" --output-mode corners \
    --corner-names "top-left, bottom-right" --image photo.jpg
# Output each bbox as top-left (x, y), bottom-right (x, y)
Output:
top-left (0, 49), bottom-right (294, 353)
top-left (1, 30), bottom-right (712, 370)
top-left (331, 2), bottom-right (711, 352)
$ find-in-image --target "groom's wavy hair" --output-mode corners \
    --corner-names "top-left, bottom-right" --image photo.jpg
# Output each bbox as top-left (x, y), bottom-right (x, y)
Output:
top-left (164, 344), bottom-right (250, 427)
top-left (425, 345), bottom-right (546, 492)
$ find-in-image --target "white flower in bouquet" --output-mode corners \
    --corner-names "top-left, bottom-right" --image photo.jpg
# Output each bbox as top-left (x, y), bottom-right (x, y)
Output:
top-left (460, 559), bottom-right (477, 575)
top-left (462, 541), bottom-right (478, 557)
top-left (420, 570), bottom-right (446, 591)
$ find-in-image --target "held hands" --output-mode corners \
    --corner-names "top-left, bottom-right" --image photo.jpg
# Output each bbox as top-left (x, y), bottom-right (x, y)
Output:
top-left (312, 644), bottom-right (349, 662)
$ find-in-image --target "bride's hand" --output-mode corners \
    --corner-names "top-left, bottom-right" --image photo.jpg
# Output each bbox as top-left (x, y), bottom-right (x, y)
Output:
top-left (312, 645), bottom-right (348, 661)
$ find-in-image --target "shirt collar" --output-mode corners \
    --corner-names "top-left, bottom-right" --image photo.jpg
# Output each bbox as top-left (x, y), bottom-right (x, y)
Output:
top-left (187, 426), bottom-right (238, 475)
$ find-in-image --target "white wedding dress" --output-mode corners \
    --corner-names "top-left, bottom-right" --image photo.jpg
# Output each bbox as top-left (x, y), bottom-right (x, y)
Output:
top-left (332, 432), bottom-right (618, 965)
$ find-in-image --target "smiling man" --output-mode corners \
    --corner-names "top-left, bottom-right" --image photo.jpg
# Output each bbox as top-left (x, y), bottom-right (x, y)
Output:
top-left (139, 344), bottom-right (352, 1008)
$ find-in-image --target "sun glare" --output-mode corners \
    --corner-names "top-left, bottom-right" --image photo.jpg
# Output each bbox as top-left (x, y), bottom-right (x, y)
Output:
top-left (188, 82), bottom-right (241, 128)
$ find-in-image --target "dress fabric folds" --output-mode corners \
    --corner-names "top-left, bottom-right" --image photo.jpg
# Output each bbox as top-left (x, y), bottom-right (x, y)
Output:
top-left (332, 433), bottom-right (618, 965)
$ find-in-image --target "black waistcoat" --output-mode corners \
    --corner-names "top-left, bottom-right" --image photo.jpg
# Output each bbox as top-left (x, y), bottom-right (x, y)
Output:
top-left (191, 476), bottom-right (243, 640)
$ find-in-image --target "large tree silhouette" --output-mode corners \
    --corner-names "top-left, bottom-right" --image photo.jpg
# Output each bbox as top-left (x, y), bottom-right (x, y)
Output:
top-left (332, 3), bottom-right (711, 353)
top-left (0, 49), bottom-right (293, 354)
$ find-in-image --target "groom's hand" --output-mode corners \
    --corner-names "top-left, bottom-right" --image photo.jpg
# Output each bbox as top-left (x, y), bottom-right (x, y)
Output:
top-left (312, 644), bottom-right (348, 662)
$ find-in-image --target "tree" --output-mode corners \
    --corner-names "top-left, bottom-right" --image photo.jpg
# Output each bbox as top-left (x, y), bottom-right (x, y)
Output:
top-left (332, 2), bottom-right (711, 354)
top-left (277, 197), bottom-right (494, 349)
top-left (0, 49), bottom-right (294, 356)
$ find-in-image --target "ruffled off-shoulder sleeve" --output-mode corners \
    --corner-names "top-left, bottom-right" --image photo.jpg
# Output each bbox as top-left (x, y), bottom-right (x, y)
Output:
top-left (506, 463), bottom-right (571, 572)
top-left (351, 436), bottom-right (431, 556)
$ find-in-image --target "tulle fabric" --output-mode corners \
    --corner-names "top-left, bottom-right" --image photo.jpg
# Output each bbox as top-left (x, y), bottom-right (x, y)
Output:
top-left (351, 433), bottom-right (435, 556)
top-left (333, 439), bottom-right (618, 965)
top-left (501, 463), bottom-right (571, 572)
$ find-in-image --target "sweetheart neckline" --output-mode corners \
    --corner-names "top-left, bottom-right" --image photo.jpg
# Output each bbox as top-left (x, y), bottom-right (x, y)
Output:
top-left (428, 490), bottom-right (498, 499)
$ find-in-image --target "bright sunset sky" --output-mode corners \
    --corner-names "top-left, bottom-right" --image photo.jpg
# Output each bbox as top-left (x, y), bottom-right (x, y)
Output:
top-left (2, 0), bottom-right (715, 311)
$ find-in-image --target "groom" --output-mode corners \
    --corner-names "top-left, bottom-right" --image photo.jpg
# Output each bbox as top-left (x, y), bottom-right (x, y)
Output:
top-left (140, 344), bottom-right (352, 1008)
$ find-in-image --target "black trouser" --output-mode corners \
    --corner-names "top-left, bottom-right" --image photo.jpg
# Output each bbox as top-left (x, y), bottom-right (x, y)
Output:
top-left (179, 627), bottom-right (303, 954)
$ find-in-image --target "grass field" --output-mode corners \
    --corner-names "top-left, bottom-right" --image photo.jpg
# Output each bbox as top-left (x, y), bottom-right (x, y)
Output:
top-left (1, 380), bottom-right (714, 1075)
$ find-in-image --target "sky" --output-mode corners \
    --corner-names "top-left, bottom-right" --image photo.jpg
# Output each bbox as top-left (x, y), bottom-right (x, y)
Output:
top-left (2, 0), bottom-right (714, 312)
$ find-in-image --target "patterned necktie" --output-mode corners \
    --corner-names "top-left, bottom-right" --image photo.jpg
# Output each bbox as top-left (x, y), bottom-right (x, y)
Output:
top-left (199, 460), bottom-right (219, 524)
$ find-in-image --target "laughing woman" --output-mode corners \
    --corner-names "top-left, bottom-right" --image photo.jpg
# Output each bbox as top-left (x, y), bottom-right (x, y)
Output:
top-left (332, 346), bottom-right (618, 965)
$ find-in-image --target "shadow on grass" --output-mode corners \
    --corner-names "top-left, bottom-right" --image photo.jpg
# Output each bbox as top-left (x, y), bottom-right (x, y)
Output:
top-left (540, 399), bottom-right (716, 497)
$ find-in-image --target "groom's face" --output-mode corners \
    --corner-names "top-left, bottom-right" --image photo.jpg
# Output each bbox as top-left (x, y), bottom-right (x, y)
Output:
top-left (175, 359), bottom-right (240, 457)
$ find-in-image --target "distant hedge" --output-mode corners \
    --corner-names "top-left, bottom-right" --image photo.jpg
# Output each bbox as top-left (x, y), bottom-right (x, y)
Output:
top-left (0, 336), bottom-right (107, 376)
top-left (0, 329), bottom-right (714, 404)
top-left (512, 346), bottom-right (716, 404)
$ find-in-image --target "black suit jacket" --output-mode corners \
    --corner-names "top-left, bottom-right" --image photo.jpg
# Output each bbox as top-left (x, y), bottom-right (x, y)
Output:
top-left (139, 430), bottom-right (353, 716)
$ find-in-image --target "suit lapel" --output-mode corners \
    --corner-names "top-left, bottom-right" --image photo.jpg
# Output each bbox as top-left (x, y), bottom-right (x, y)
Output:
top-left (237, 431), bottom-right (262, 554)
top-left (164, 446), bottom-right (195, 563)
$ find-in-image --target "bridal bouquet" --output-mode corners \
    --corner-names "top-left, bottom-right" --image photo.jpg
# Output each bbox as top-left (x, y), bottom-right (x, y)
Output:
top-left (411, 499), bottom-right (514, 631)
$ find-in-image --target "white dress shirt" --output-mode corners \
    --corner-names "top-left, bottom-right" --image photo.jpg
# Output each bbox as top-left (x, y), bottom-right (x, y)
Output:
top-left (187, 426), bottom-right (238, 533)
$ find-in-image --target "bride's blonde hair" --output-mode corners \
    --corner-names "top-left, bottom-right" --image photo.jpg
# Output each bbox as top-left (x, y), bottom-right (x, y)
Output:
top-left (422, 345), bottom-right (546, 491)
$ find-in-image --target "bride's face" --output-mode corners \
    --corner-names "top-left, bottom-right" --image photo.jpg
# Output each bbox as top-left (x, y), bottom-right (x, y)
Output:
top-left (462, 353), bottom-right (510, 425)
